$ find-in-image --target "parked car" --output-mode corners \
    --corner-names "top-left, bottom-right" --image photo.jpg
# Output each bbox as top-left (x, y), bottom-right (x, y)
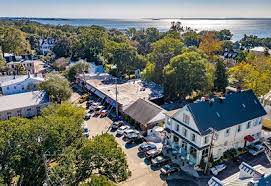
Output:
top-left (124, 129), bottom-right (139, 137)
top-left (138, 143), bottom-right (157, 152)
top-left (151, 155), bottom-right (171, 167)
top-left (79, 94), bottom-right (89, 104)
top-left (127, 136), bottom-right (144, 144)
top-left (112, 121), bottom-right (124, 129)
top-left (116, 126), bottom-right (130, 136)
top-left (100, 110), bottom-right (108, 117)
top-left (82, 123), bottom-right (89, 138)
top-left (82, 127), bottom-right (89, 138)
top-left (211, 164), bottom-right (227, 175)
top-left (248, 144), bottom-right (265, 156)
top-left (127, 132), bottom-right (140, 139)
top-left (84, 113), bottom-right (91, 120)
top-left (160, 163), bottom-right (180, 175)
top-left (86, 100), bottom-right (94, 108)
top-left (145, 149), bottom-right (161, 159)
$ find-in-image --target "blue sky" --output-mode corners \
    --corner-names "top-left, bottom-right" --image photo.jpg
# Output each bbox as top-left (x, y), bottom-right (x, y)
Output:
top-left (0, 0), bottom-right (270, 18)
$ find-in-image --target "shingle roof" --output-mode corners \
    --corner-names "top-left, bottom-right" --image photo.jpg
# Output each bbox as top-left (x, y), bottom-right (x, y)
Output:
top-left (124, 98), bottom-right (165, 125)
top-left (0, 91), bottom-right (49, 112)
top-left (186, 90), bottom-right (266, 134)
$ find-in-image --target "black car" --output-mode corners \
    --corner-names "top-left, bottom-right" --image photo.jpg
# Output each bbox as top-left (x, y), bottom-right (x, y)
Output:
top-left (160, 164), bottom-right (180, 175)
top-left (138, 143), bottom-right (157, 152)
top-left (127, 136), bottom-right (144, 144)
top-left (151, 155), bottom-right (171, 167)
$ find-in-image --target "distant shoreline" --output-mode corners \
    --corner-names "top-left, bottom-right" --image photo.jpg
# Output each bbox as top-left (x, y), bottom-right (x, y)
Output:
top-left (1, 17), bottom-right (271, 21)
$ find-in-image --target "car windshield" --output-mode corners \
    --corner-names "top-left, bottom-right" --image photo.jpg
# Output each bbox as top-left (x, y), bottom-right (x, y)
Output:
top-left (163, 165), bottom-right (171, 171)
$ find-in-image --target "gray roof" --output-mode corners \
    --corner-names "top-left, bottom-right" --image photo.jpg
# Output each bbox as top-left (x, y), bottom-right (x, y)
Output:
top-left (0, 91), bottom-right (49, 112)
top-left (186, 90), bottom-right (266, 134)
top-left (124, 98), bottom-right (165, 125)
top-left (0, 75), bottom-right (44, 87)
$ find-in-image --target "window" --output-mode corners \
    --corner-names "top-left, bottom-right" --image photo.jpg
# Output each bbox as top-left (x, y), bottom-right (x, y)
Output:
top-left (183, 114), bottom-right (190, 125)
top-left (181, 141), bottom-right (187, 150)
top-left (202, 148), bottom-right (209, 158)
top-left (175, 124), bottom-right (180, 132)
top-left (167, 117), bottom-right (171, 125)
top-left (191, 133), bottom-right (196, 142)
top-left (237, 125), bottom-right (242, 133)
top-left (37, 107), bottom-right (41, 114)
top-left (253, 119), bottom-right (258, 126)
top-left (17, 110), bottom-right (21, 117)
top-left (182, 128), bottom-right (187, 137)
top-left (247, 121), bottom-right (251, 129)
top-left (26, 108), bottom-right (31, 111)
top-left (224, 141), bottom-right (228, 146)
top-left (7, 86), bottom-right (9, 90)
top-left (204, 136), bottom-right (209, 144)
top-left (173, 135), bottom-right (179, 143)
top-left (225, 128), bottom-right (230, 137)
top-left (14, 86), bottom-right (16, 89)
top-left (190, 146), bottom-right (197, 158)
top-left (256, 132), bottom-right (261, 138)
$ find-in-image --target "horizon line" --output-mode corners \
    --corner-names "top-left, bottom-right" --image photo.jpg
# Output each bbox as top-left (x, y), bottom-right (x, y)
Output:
top-left (1, 16), bottom-right (271, 20)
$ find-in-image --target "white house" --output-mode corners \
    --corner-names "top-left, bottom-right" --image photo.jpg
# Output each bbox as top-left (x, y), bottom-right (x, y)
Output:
top-left (0, 91), bottom-right (50, 120)
top-left (39, 38), bottom-right (56, 55)
top-left (0, 74), bottom-right (44, 95)
top-left (164, 90), bottom-right (266, 169)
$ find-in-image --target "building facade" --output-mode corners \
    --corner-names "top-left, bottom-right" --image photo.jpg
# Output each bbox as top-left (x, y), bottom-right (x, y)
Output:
top-left (0, 91), bottom-right (50, 120)
top-left (164, 90), bottom-right (266, 169)
top-left (0, 75), bottom-right (44, 95)
top-left (6, 60), bottom-right (45, 75)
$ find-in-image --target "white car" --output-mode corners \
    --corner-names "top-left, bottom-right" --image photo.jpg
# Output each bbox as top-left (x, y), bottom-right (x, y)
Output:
top-left (124, 129), bottom-right (139, 137)
top-left (116, 126), bottom-right (130, 136)
top-left (248, 144), bottom-right (265, 156)
top-left (211, 164), bottom-right (227, 175)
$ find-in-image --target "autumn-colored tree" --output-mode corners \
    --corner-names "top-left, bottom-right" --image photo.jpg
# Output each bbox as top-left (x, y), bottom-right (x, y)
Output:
top-left (229, 56), bottom-right (271, 96)
top-left (199, 32), bottom-right (223, 58)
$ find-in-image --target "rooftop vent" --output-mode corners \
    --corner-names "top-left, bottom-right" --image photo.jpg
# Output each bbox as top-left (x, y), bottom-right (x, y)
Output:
top-left (242, 104), bottom-right (246, 108)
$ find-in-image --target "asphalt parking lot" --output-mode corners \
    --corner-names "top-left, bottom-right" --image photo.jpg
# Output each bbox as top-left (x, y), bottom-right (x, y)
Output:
top-left (84, 115), bottom-right (166, 186)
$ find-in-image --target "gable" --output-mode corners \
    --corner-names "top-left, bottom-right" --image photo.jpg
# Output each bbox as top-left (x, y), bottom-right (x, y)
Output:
top-left (172, 106), bottom-right (201, 133)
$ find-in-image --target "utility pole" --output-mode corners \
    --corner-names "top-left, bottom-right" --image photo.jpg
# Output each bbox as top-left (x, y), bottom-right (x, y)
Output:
top-left (115, 78), bottom-right (118, 119)
top-left (42, 152), bottom-right (50, 186)
top-left (204, 128), bottom-right (216, 174)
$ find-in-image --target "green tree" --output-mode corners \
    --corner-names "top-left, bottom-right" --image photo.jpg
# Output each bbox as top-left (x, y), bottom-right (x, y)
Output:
top-left (66, 61), bottom-right (89, 82)
top-left (0, 103), bottom-right (86, 185)
top-left (145, 36), bottom-right (184, 83)
top-left (75, 28), bottom-right (108, 62)
top-left (53, 36), bottom-right (74, 58)
top-left (104, 41), bottom-right (145, 77)
top-left (89, 175), bottom-right (116, 186)
top-left (214, 61), bottom-right (228, 92)
top-left (216, 29), bottom-right (233, 41)
top-left (163, 51), bottom-right (210, 99)
top-left (0, 27), bottom-right (31, 55)
top-left (39, 74), bottom-right (72, 102)
top-left (182, 31), bottom-right (200, 47)
top-left (52, 57), bottom-right (69, 71)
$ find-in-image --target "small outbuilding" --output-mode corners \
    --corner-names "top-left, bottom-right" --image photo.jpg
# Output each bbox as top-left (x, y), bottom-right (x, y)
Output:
top-left (123, 98), bottom-right (165, 131)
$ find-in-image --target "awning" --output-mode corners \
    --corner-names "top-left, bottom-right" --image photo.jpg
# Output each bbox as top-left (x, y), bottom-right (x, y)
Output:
top-left (244, 135), bottom-right (255, 142)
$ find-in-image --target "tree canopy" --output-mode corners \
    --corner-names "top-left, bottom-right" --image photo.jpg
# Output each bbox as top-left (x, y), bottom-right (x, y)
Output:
top-left (163, 50), bottom-right (211, 99)
top-left (39, 74), bottom-right (72, 102)
top-left (0, 103), bottom-right (129, 185)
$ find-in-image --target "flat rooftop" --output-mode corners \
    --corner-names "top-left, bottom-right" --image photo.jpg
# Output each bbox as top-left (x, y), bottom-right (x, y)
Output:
top-left (0, 91), bottom-right (49, 112)
top-left (85, 74), bottom-right (163, 108)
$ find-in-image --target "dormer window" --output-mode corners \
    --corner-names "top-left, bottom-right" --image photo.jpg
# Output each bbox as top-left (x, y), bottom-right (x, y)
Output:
top-left (183, 114), bottom-right (190, 125)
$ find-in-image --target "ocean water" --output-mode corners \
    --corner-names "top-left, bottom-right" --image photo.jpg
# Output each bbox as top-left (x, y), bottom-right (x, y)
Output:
top-left (31, 18), bottom-right (271, 41)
